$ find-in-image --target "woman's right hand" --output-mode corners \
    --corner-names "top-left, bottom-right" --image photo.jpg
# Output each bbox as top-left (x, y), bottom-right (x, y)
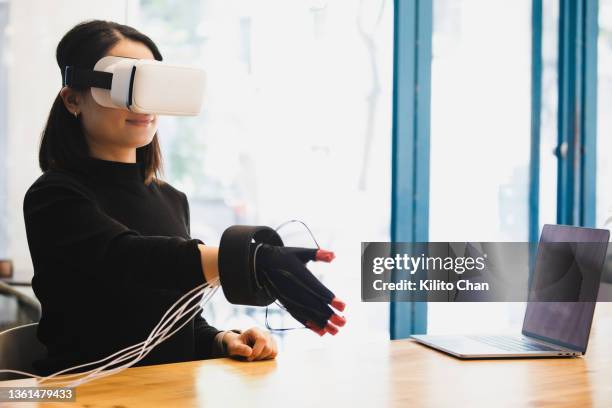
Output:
top-left (206, 235), bottom-right (347, 336)
top-left (254, 244), bottom-right (346, 336)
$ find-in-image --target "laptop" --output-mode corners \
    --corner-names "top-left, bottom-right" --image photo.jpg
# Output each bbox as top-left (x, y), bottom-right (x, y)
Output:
top-left (411, 224), bottom-right (610, 358)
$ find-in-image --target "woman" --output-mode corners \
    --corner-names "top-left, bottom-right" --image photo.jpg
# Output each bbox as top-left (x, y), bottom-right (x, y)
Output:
top-left (23, 20), bottom-right (342, 376)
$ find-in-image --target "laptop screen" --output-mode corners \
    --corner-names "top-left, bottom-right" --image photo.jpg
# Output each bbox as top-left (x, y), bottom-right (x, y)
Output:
top-left (522, 225), bottom-right (610, 352)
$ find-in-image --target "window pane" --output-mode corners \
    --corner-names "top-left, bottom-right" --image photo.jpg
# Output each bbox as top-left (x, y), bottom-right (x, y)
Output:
top-left (0, 2), bottom-right (8, 260)
top-left (132, 0), bottom-right (393, 349)
top-left (5, 2), bottom-right (129, 282)
top-left (539, 0), bottom-right (559, 229)
top-left (427, 0), bottom-right (531, 334)
top-left (598, 0), bottom-right (612, 228)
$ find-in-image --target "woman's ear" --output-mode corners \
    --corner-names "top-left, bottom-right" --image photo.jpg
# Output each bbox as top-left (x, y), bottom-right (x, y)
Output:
top-left (59, 87), bottom-right (82, 116)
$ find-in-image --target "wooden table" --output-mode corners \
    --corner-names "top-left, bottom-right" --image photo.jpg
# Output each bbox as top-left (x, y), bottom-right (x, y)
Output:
top-left (2, 304), bottom-right (612, 408)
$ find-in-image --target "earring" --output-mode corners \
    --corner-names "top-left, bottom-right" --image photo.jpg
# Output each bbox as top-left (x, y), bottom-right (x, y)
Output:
top-left (73, 111), bottom-right (78, 119)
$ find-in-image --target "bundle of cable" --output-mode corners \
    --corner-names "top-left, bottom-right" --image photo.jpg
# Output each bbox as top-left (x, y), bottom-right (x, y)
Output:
top-left (0, 278), bottom-right (220, 388)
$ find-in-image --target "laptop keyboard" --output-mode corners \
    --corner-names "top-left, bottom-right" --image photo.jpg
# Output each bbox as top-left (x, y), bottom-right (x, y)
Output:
top-left (466, 335), bottom-right (560, 352)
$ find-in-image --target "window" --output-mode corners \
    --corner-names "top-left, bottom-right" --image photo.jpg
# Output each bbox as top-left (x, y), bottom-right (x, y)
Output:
top-left (131, 0), bottom-right (394, 349)
top-left (0, 1), bottom-right (8, 261)
top-left (4, 1), bottom-right (129, 283)
top-left (598, 0), bottom-right (612, 229)
top-left (539, 0), bottom-right (559, 231)
top-left (427, 0), bottom-right (532, 334)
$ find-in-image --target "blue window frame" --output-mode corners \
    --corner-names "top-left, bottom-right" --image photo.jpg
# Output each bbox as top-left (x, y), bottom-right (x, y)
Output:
top-left (390, 0), bottom-right (432, 339)
top-left (390, 0), bottom-right (600, 338)
top-left (556, 0), bottom-right (598, 227)
top-left (530, 0), bottom-right (544, 244)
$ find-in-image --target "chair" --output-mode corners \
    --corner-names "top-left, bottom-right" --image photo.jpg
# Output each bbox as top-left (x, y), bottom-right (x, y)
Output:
top-left (0, 281), bottom-right (41, 331)
top-left (0, 322), bottom-right (46, 381)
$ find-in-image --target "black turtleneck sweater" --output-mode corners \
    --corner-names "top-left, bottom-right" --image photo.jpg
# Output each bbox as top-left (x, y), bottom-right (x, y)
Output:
top-left (23, 157), bottom-right (222, 375)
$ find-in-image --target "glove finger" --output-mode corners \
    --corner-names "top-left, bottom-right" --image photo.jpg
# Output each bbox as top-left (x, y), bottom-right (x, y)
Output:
top-left (258, 245), bottom-right (335, 303)
top-left (265, 267), bottom-right (335, 317)
top-left (324, 322), bottom-right (339, 335)
top-left (275, 288), bottom-right (334, 329)
top-left (305, 321), bottom-right (326, 336)
top-left (331, 297), bottom-right (346, 312)
top-left (329, 313), bottom-right (346, 327)
top-left (305, 320), bottom-right (339, 336)
top-left (276, 267), bottom-right (334, 305)
top-left (261, 267), bottom-right (335, 329)
top-left (280, 254), bottom-right (336, 303)
top-left (274, 294), bottom-right (328, 332)
top-left (315, 249), bottom-right (335, 262)
top-left (283, 246), bottom-right (318, 264)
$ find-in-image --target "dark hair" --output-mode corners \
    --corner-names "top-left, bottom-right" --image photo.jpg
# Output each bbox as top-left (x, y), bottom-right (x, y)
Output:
top-left (40, 20), bottom-right (164, 185)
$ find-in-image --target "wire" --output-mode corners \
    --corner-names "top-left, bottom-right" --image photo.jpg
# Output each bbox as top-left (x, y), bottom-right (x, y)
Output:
top-left (274, 219), bottom-right (321, 249)
top-left (42, 281), bottom-right (214, 383)
top-left (59, 287), bottom-right (219, 388)
top-left (0, 278), bottom-right (220, 387)
top-left (50, 288), bottom-right (216, 388)
top-left (2, 219), bottom-right (323, 382)
top-left (48, 298), bottom-right (207, 388)
top-left (15, 286), bottom-right (213, 386)
top-left (264, 300), bottom-right (308, 332)
top-left (264, 219), bottom-right (324, 332)
top-left (262, 268), bottom-right (329, 321)
top-left (61, 285), bottom-right (218, 387)
top-left (52, 291), bottom-right (212, 387)
top-left (42, 281), bottom-right (212, 382)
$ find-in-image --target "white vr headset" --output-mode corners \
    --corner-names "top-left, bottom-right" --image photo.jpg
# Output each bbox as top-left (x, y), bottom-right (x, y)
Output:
top-left (63, 56), bottom-right (206, 116)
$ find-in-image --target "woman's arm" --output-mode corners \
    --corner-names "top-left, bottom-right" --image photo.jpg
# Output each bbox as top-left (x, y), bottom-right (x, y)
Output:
top-left (23, 174), bottom-right (212, 292)
top-left (198, 244), bottom-right (219, 284)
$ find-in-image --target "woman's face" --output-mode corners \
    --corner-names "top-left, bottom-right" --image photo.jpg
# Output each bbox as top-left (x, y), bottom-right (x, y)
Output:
top-left (65, 39), bottom-right (158, 158)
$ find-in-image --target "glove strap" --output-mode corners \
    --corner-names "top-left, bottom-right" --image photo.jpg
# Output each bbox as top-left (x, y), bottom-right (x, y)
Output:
top-left (252, 243), bottom-right (265, 290)
top-left (218, 225), bottom-right (284, 306)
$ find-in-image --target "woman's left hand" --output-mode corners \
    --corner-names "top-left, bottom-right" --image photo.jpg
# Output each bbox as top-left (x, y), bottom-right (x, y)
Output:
top-left (223, 327), bottom-right (278, 361)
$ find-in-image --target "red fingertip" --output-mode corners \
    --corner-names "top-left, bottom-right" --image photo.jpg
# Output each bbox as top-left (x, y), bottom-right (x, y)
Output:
top-left (325, 323), bottom-right (339, 335)
top-left (305, 321), bottom-right (326, 336)
top-left (315, 249), bottom-right (335, 263)
top-left (331, 297), bottom-right (346, 312)
top-left (330, 314), bottom-right (346, 327)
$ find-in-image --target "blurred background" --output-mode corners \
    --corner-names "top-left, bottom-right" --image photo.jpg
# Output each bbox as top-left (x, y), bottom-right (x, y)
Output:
top-left (0, 0), bottom-right (610, 350)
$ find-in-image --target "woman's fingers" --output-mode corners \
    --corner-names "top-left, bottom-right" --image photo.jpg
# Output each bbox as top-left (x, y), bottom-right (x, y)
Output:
top-left (257, 332), bottom-right (278, 360)
top-left (268, 339), bottom-right (278, 359)
top-left (231, 329), bottom-right (279, 361)
top-left (229, 342), bottom-right (253, 358)
top-left (255, 332), bottom-right (277, 360)
top-left (257, 345), bottom-right (273, 360)
top-left (247, 335), bottom-right (267, 361)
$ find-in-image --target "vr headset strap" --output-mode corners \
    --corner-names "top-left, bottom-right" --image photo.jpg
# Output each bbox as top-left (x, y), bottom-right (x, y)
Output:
top-left (63, 66), bottom-right (113, 90)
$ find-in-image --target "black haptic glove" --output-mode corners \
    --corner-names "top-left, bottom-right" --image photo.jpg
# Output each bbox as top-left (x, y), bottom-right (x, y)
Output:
top-left (252, 243), bottom-right (337, 330)
top-left (218, 225), bottom-right (345, 335)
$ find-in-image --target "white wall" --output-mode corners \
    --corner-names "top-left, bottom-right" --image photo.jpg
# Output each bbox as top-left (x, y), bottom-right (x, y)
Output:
top-left (6, 0), bottom-right (128, 281)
